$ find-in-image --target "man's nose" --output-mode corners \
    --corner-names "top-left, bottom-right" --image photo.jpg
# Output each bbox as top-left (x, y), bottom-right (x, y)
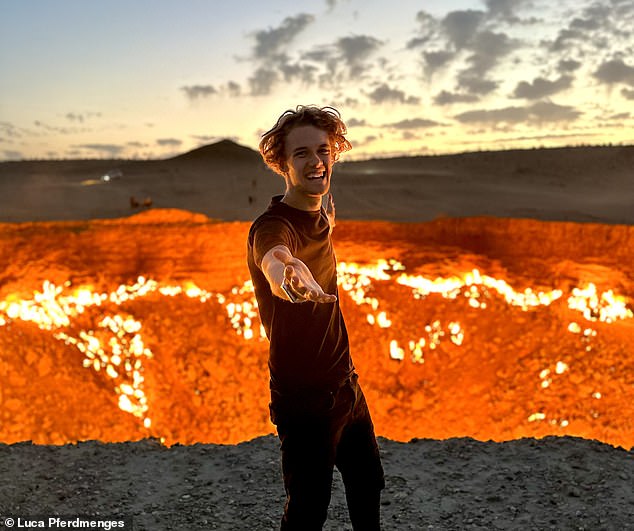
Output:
top-left (309, 151), bottom-right (324, 167)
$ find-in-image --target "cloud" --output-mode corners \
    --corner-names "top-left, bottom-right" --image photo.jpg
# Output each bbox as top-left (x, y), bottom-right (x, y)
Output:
top-left (226, 81), bottom-right (242, 97)
top-left (180, 81), bottom-right (242, 100)
top-left (455, 101), bottom-right (582, 125)
top-left (593, 59), bottom-right (634, 86)
top-left (332, 95), bottom-right (361, 109)
top-left (0, 121), bottom-right (24, 139)
top-left (529, 101), bottom-right (582, 122)
top-left (558, 59), bottom-right (582, 73)
top-left (156, 138), bottom-right (182, 147)
top-left (407, 11), bottom-right (439, 49)
top-left (457, 73), bottom-right (498, 95)
top-left (570, 16), bottom-right (601, 31)
top-left (465, 30), bottom-right (517, 74)
top-left (401, 131), bottom-right (420, 141)
top-left (455, 106), bottom-right (525, 125)
top-left (252, 13), bottom-right (315, 60)
top-left (336, 35), bottom-right (383, 67)
top-left (441, 10), bottom-right (485, 50)
top-left (463, 132), bottom-right (599, 145)
top-left (278, 57), bottom-right (319, 84)
top-left (302, 47), bottom-right (333, 64)
top-left (297, 34), bottom-right (384, 84)
top-left (241, 13), bottom-right (362, 95)
top-left (346, 118), bottom-right (367, 127)
top-left (366, 83), bottom-right (420, 105)
top-left (547, 1), bottom-right (630, 54)
top-left (75, 144), bottom-right (125, 157)
top-left (450, 29), bottom-right (518, 96)
top-left (410, 7), bottom-right (518, 93)
top-left (352, 135), bottom-right (378, 147)
top-left (181, 85), bottom-right (217, 100)
top-left (65, 112), bottom-right (101, 123)
top-left (385, 118), bottom-right (439, 129)
top-left (334, 35), bottom-right (384, 79)
top-left (434, 90), bottom-right (479, 105)
top-left (34, 120), bottom-right (88, 135)
top-left (549, 28), bottom-right (585, 52)
top-left (249, 67), bottom-right (279, 96)
top-left (622, 88), bottom-right (634, 100)
top-left (423, 50), bottom-right (456, 73)
top-left (484, 0), bottom-right (530, 22)
top-left (66, 112), bottom-right (84, 123)
top-left (512, 75), bottom-right (574, 99)
top-left (609, 112), bottom-right (630, 120)
top-left (2, 149), bottom-right (23, 160)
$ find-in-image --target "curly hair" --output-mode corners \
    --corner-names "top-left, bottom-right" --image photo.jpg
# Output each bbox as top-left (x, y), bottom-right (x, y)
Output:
top-left (259, 105), bottom-right (352, 176)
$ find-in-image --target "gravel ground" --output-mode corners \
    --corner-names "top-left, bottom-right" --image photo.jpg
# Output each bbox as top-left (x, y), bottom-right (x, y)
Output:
top-left (1, 435), bottom-right (633, 530)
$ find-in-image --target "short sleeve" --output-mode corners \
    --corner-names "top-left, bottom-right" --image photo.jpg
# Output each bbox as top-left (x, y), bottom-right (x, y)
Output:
top-left (251, 216), bottom-right (297, 268)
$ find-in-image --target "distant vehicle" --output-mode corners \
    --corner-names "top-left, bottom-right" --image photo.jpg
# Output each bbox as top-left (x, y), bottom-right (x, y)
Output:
top-left (100, 169), bottom-right (123, 182)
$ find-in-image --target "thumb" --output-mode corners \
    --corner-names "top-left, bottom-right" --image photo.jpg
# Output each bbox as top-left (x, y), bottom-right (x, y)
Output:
top-left (273, 249), bottom-right (292, 265)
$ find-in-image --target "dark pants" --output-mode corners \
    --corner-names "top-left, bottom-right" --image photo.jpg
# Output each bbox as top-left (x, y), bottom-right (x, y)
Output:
top-left (270, 374), bottom-right (385, 530)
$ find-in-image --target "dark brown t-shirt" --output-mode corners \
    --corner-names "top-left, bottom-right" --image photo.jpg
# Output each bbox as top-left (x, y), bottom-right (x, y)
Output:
top-left (247, 195), bottom-right (354, 392)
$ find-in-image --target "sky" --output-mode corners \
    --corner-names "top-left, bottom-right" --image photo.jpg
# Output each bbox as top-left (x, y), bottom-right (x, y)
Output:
top-left (1, 0), bottom-right (633, 161)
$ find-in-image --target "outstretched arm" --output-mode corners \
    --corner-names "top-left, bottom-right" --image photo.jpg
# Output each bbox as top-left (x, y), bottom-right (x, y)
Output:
top-left (261, 245), bottom-right (337, 304)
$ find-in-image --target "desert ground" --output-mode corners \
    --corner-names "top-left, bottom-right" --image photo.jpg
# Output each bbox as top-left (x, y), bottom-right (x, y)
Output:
top-left (1, 142), bottom-right (633, 530)
top-left (0, 142), bottom-right (633, 225)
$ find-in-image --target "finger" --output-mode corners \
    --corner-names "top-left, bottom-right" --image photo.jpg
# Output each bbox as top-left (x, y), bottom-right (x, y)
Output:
top-left (284, 265), bottom-right (294, 281)
top-left (305, 289), bottom-right (337, 303)
top-left (288, 274), bottom-right (313, 300)
top-left (290, 275), bottom-right (305, 295)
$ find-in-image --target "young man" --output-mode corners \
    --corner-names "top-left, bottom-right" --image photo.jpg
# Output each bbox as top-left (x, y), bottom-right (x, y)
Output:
top-left (247, 106), bottom-right (385, 530)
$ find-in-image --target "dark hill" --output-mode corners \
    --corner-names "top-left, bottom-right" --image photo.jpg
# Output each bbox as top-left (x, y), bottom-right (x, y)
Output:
top-left (168, 139), bottom-right (261, 164)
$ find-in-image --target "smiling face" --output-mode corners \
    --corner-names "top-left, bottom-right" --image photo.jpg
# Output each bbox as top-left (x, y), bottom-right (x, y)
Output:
top-left (281, 125), bottom-right (333, 211)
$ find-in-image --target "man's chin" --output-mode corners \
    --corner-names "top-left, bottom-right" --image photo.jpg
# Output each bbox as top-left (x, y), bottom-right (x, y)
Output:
top-left (306, 185), bottom-right (329, 197)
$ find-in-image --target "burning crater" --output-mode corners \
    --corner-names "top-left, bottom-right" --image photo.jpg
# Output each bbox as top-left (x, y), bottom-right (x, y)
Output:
top-left (1, 210), bottom-right (632, 448)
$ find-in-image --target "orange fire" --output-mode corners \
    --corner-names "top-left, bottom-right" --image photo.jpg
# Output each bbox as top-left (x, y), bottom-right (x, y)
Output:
top-left (0, 212), bottom-right (633, 448)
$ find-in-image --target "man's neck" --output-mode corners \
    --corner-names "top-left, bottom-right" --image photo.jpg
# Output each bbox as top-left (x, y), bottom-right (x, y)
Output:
top-left (281, 192), bottom-right (322, 211)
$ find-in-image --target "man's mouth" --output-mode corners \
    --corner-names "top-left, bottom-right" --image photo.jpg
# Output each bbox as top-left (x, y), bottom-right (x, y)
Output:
top-left (306, 171), bottom-right (326, 180)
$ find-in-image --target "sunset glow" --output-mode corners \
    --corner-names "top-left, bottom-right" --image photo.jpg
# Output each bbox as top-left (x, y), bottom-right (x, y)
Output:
top-left (2, 0), bottom-right (633, 161)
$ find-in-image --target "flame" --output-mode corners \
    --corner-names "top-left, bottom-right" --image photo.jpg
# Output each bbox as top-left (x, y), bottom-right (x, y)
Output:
top-left (0, 257), bottom-right (632, 443)
top-left (567, 283), bottom-right (633, 323)
top-left (396, 268), bottom-right (564, 310)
